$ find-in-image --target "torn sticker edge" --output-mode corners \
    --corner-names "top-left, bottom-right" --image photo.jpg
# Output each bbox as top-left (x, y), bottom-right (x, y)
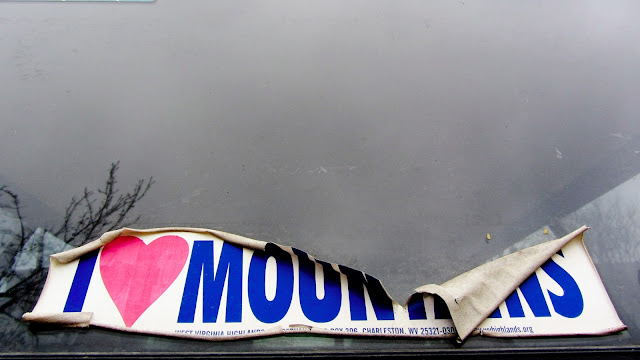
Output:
top-left (50, 227), bottom-right (267, 264)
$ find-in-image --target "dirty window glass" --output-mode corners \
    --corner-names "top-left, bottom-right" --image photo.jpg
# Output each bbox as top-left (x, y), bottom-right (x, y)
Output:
top-left (1, 1), bottom-right (639, 357)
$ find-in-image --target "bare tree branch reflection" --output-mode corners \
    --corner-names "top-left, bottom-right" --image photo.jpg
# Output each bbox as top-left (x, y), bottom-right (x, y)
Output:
top-left (54, 161), bottom-right (154, 247)
top-left (0, 163), bottom-right (153, 350)
top-left (0, 187), bottom-right (29, 282)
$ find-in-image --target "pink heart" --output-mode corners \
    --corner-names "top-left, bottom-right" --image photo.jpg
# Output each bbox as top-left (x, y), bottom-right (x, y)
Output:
top-left (100, 235), bottom-right (189, 327)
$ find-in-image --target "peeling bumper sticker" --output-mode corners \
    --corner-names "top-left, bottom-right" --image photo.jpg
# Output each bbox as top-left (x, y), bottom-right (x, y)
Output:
top-left (23, 226), bottom-right (625, 342)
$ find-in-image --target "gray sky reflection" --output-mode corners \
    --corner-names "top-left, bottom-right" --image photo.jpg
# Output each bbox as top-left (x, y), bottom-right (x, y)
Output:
top-left (1, 0), bottom-right (639, 301)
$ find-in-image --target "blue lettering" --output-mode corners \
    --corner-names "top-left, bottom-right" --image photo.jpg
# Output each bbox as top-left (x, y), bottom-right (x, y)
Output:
top-left (433, 295), bottom-right (452, 319)
top-left (498, 258), bottom-right (582, 319)
top-left (488, 307), bottom-right (502, 318)
top-left (542, 259), bottom-right (583, 318)
top-left (338, 265), bottom-right (394, 321)
top-left (407, 294), bottom-right (427, 320)
top-left (64, 250), bottom-right (99, 312)
top-left (505, 273), bottom-right (551, 317)
top-left (248, 244), bottom-right (294, 323)
top-left (293, 248), bottom-right (342, 323)
top-left (178, 241), bottom-right (243, 323)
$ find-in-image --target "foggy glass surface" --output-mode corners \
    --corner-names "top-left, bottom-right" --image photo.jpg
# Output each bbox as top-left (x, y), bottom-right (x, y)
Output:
top-left (1, 0), bottom-right (639, 356)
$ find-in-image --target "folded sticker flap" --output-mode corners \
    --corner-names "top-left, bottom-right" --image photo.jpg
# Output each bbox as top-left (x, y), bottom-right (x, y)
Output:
top-left (414, 225), bottom-right (589, 341)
